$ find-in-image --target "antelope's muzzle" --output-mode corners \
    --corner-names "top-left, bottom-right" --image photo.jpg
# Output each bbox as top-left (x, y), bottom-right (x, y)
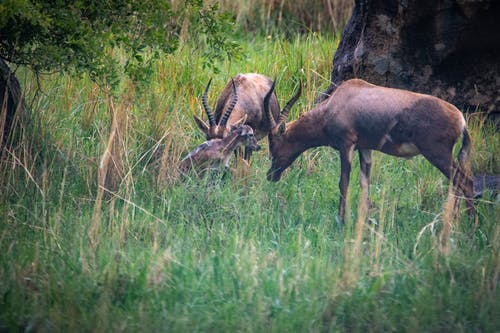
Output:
top-left (251, 143), bottom-right (261, 151)
top-left (248, 137), bottom-right (261, 151)
top-left (267, 165), bottom-right (282, 182)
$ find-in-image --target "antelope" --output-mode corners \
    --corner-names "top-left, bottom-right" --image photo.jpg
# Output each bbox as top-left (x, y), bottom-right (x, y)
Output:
top-left (179, 123), bottom-right (261, 176)
top-left (266, 78), bottom-right (475, 223)
top-left (194, 73), bottom-right (281, 161)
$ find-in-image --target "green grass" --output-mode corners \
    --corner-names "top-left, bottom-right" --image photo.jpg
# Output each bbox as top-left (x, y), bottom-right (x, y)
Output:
top-left (1, 34), bottom-right (499, 332)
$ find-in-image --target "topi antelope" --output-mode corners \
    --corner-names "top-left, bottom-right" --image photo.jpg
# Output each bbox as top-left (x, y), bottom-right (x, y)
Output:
top-left (179, 123), bottom-right (261, 176)
top-left (194, 73), bottom-right (282, 161)
top-left (266, 78), bottom-right (475, 223)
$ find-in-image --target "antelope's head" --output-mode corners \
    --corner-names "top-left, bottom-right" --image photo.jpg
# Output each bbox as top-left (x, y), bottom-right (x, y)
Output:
top-left (265, 80), bottom-right (302, 181)
top-left (194, 79), bottom-right (239, 140)
top-left (230, 124), bottom-right (261, 152)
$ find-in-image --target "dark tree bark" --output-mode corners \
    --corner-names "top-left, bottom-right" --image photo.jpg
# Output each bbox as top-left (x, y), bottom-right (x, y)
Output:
top-left (318, 0), bottom-right (500, 120)
top-left (0, 59), bottom-right (26, 149)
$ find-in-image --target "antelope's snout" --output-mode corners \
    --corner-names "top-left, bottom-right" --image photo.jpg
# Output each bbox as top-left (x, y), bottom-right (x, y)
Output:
top-left (267, 163), bottom-right (282, 182)
top-left (248, 139), bottom-right (261, 151)
top-left (252, 144), bottom-right (261, 151)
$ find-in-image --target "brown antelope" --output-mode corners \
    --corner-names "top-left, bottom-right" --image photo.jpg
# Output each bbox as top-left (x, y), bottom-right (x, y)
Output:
top-left (179, 124), bottom-right (261, 176)
top-left (266, 78), bottom-right (475, 223)
top-left (194, 73), bottom-right (281, 161)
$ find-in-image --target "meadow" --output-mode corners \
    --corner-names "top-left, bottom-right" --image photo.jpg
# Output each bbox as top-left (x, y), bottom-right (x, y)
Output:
top-left (0, 31), bottom-right (499, 332)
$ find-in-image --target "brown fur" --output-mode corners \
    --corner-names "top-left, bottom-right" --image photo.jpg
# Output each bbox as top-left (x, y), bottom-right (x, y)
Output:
top-left (195, 73), bottom-right (280, 160)
top-left (180, 124), bottom-right (260, 176)
top-left (267, 79), bottom-right (475, 222)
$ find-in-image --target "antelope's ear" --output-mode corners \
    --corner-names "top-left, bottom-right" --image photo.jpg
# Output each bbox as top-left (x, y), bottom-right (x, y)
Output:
top-left (270, 122), bottom-right (286, 137)
top-left (240, 125), bottom-right (253, 136)
top-left (278, 122), bottom-right (286, 136)
top-left (194, 116), bottom-right (209, 135)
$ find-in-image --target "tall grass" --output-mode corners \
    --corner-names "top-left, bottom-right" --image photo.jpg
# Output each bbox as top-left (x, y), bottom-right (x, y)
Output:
top-left (217, 0), bottom-right (354, 35)
top-left (0, 32), bottom-right (499, 332)
top-left (170, 0), bottom-right (354, 36)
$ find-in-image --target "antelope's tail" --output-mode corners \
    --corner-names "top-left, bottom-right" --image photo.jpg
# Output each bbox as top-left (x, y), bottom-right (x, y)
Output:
top-left (456, 126), bottom-right (477, 219)
top-left (457, 127), bottom-right (471, 169)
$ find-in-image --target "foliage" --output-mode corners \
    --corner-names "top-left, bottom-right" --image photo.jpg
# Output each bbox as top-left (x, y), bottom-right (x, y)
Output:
top-left (0, 34), bottom-right (498, 332)
top-left (0, 0), bottom-right (240, 88)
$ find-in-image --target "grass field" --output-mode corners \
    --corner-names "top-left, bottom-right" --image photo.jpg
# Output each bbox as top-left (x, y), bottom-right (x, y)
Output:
top-left (0, 33), bottom-right (499, 332)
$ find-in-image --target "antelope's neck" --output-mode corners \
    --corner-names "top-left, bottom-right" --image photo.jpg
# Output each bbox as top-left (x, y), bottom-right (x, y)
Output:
top-left (221, 133), bottom-right (242, 154)
top-left (285, 110), bottom-right (328, 150)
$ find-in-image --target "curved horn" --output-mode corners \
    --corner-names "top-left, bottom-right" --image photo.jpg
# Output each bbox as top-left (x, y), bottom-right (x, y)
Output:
top-left (278, 79), bottom-right (302, 124)
top-left (263, 79), bottom-right (277, 129)
top-left (202, 78), bottom-right (216, 126)
top-left (220, 79), bottom-right (238, 127)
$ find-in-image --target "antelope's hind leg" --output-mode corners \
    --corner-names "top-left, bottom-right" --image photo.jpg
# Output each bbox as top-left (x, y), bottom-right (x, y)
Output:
top-left (419, 143), bottom-right (472, 218)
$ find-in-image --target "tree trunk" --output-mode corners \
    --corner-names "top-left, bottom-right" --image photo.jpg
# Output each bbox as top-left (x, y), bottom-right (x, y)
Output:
top-left (0, 59), bottom-right (26, 150)
top-left (318, 0), bottom-right (500, 121)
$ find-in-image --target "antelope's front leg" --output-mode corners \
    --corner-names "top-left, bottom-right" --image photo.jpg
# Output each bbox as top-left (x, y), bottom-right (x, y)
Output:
top-left (244, 147), bottom-right (253, 161)
top-left (338, 146), bottom-right (355, 223)
top-left (358, 149), bottom-right (372, 220)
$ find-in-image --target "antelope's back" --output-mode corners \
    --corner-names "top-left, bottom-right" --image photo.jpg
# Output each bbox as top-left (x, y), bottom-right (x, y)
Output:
top-left (326, 79), bottom-right (465, 130)
top-left (214, 73), bottom-right (281, 138)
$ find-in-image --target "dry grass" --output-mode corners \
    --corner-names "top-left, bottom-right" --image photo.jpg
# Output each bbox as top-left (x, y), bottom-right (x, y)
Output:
top-left (170, 0), bottom-right (354, 35)
top-left (220, 0), bottom-right (353, 34)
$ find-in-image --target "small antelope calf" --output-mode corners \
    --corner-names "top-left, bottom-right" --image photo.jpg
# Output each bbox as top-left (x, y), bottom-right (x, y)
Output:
top-left (194, 73), bottom-right (281, 161)
top-left (266, 78), bottom-right (475, 222)
top-left (179, 124), bottom-right (260, 176)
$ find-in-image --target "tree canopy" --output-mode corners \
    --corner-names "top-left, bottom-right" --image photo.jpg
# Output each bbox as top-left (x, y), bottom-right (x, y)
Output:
top-left (0, 0), bottom-right (240, 87)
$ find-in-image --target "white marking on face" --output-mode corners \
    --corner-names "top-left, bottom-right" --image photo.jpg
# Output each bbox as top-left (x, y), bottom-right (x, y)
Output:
top-left (241, 126), bottom-right (254, 136)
